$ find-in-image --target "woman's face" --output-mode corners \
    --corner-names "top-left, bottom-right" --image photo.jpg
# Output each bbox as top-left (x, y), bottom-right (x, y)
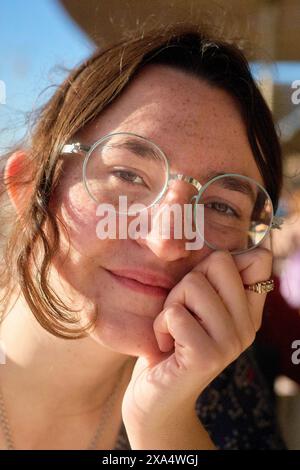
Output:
top-left (51, 65), bottom-right (263, 358)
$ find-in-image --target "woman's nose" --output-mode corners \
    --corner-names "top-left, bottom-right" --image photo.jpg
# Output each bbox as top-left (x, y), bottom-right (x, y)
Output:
top-left (136, 181), bottom-right (199, 261)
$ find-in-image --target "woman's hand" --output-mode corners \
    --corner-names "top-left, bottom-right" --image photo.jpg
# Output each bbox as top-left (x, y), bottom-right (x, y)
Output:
top-left (121, 247), bottom-right (272, 433)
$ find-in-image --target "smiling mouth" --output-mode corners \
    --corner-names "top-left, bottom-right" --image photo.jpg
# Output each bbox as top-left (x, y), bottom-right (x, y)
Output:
top-left (105, 269), bottom-right (171, 297)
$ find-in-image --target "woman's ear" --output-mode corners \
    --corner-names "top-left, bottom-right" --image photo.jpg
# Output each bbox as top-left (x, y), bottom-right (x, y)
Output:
top-left (4, 150), bottom-right (33, 216)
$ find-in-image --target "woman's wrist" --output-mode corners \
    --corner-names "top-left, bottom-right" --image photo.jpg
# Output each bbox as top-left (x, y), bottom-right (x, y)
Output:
top-left (125, 408), bottom-right (216, 450)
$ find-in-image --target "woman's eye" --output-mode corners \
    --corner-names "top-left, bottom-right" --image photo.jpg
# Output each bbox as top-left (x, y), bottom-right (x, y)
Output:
top-left (205, 201), bottom-right (238, 217)
top-left (112, 170), bottom-right (145, 186)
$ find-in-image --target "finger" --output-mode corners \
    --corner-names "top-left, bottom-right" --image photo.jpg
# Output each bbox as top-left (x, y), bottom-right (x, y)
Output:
top-left (186, 251), bottom-right (257, 344)
top-left (232, 246), bottom-right (273, 329)
top-left (163, 270), bottom-right (247, 354)
top-left (153, 302), bottom-right (218, 370)
top-left (261, 233), bottom-right (272, 251)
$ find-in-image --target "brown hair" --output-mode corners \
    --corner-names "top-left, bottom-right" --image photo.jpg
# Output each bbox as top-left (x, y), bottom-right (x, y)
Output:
top-left (0, 22), bottom-right (283, 338)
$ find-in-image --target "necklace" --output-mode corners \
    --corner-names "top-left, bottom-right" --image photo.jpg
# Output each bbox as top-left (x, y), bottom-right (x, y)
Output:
top-left (0, 362), bottom-right (128, 450)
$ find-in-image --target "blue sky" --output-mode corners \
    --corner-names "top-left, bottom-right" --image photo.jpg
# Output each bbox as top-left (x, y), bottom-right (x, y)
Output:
top-left (0, 0), bottom-right (299, 151)
top-left (0, 0), bottom-right (95, 150)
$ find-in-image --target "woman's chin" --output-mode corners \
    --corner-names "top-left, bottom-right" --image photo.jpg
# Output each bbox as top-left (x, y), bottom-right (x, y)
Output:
top-left (88, 308), bottom-right (163, 358)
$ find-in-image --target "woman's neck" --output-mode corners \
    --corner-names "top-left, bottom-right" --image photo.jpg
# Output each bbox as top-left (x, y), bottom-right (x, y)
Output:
top-left (0, 294), bottom-right (136, 416)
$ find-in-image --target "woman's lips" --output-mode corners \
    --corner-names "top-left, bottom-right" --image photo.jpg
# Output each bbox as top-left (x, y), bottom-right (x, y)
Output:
top-left (106, 269), bottom-right (172, 297)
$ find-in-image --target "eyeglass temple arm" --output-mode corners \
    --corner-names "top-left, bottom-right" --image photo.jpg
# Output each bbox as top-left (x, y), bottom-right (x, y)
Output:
top-left (61, 143), bottom-right (91, 156)
top-left (271, 216), bottom-right (284, 230)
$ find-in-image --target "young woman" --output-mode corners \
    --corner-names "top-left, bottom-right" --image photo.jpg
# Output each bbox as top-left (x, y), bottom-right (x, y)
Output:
top-left (0, 23), bottom-right (285, 449)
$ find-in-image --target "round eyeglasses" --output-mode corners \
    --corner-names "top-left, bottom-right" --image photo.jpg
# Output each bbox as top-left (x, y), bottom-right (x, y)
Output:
top-left (61, 131), bottom-right (283, 254)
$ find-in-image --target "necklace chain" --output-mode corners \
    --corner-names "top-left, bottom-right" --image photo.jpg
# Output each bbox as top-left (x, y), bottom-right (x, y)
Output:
top-left (0, 362), bottom-right (127, 450)
top-left (0, 388), bottom-right (14, 450)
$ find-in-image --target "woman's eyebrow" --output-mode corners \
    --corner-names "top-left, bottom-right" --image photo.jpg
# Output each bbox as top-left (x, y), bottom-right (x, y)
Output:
top-left (204, 171), bottom-right (257, 203)
top-left (109, 138), bottom-right (162, 161)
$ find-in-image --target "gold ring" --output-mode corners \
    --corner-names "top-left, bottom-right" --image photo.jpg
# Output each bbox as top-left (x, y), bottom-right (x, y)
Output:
top-left (244, 279), bottom-right (274, 294)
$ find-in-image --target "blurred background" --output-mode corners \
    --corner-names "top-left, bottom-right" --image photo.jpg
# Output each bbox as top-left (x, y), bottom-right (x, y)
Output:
top-left (0, 0), bottom-right (300, 449)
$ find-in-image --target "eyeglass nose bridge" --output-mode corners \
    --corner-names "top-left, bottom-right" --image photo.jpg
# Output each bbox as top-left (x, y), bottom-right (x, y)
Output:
top-left (168, 173), bottom-right (203, 193)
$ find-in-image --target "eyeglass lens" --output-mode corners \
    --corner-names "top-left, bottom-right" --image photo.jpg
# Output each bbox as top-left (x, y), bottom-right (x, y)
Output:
top-left (195, 174), bottom-right (273, 253)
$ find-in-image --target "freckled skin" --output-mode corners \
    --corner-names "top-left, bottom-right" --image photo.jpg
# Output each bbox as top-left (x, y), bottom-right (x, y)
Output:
top-left (50, 65), bottom-right (262, 358)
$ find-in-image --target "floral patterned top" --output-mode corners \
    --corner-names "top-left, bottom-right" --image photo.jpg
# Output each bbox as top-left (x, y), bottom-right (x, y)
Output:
top-left (113, 348), bottom-right (286, 450)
